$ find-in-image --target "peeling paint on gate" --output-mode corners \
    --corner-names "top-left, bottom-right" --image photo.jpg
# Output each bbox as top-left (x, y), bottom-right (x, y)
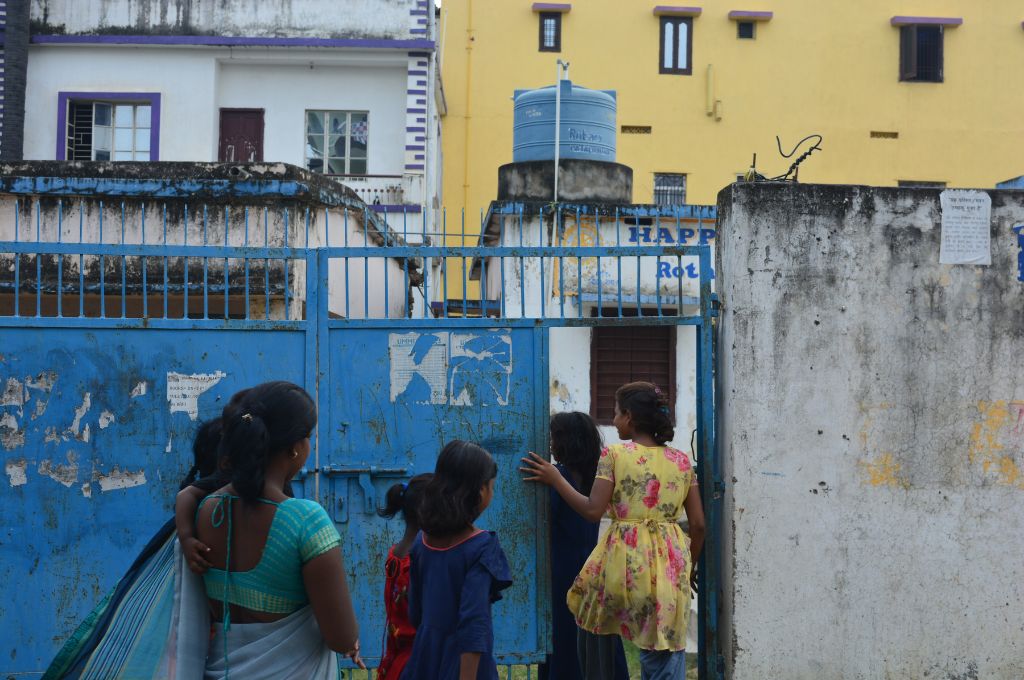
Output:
top-left (0, 372), bottom-right (60, 450)
top-left (0, 328), bottom-right (309, 674)
top-left (38, 452), bottom-right (79, 487)
top-left (96, 466), bottom-right (147, 492)
top-left (5, 459), bottom-right (27, 486)
top-left (332, 326), bottom-right (546, 664)
top-left (167, 371), bottom-right (227, 420)
top-left (67, 393), bottom-right (92, 441)
top-left (388, 331), bottom-right (512, 406)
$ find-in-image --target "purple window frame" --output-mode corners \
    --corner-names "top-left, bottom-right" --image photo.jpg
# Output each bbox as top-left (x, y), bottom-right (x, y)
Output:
top-left (56, 92), bottom-right (161, 161)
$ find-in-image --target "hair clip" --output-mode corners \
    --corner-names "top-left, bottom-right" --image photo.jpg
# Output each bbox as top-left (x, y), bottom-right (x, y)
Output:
top-left (659, 406), bottom-right (671, 415)
top-left (241, 413), bottom-right (253, 422)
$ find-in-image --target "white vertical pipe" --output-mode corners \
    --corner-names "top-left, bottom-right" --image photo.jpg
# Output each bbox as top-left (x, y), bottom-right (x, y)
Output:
top-left (554, 59), bottom-right (569, 202)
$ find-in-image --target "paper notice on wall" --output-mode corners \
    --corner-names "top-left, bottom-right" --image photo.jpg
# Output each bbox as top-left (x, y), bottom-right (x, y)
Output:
top-left (939, 190), bottom-right (991, 265)
top-left (167, 371), bottom-right (226, 420)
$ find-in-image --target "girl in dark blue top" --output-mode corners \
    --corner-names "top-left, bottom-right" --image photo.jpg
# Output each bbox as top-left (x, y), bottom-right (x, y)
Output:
top-left (539, 412), bottom-right (629, 680)
top-left (401, 441), bottom-right (512, 680)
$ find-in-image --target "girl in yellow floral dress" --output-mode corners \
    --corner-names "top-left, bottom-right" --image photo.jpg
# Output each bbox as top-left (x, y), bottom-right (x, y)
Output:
top-left (521, 381), bottom-right (705, 679)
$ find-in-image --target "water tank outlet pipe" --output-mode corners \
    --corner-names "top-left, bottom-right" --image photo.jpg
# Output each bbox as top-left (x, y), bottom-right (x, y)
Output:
top-left (554, 59), bottom-right (570, 202)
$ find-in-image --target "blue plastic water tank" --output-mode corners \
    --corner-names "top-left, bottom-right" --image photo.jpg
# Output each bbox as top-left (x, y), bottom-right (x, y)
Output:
top-left (513, 80), bottom-right (616, 163)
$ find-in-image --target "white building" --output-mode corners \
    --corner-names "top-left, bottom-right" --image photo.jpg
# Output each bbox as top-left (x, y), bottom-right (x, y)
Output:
top-left (0, 162), bottom-right (428, 320)
top-left (18, 0), bottom-right (445, 239)
top-left (473, 195), bottom-right (717, 452)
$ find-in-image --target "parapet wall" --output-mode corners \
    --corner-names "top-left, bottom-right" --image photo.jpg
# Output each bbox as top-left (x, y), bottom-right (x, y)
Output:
top-left (716, 182), bottom-right (1024, 679)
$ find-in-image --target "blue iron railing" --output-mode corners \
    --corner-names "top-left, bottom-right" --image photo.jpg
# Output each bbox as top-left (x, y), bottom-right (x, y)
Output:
top-left (0, 194), bottom-right (722, 680)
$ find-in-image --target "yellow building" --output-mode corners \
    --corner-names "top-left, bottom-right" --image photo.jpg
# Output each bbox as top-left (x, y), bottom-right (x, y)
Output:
top-left (441, 0), bottom-right (1024, 215)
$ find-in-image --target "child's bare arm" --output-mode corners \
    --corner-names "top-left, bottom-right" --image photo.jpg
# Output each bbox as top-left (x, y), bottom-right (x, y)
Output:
top-left (520, 452), bottom-right (613, 522)
top-left (683, 483), bottom-right (706, 591)
top-left (175, 486), bottom-right (212, 573)
top-left (459, 653), bottom-right (481, 680)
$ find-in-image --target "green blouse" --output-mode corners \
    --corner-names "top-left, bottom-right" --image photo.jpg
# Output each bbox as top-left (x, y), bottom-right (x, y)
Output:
top-left (199, 495), bottom-right (341, 614)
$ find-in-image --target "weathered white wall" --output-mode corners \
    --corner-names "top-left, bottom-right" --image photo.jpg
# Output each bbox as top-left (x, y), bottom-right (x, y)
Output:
top-left (24, 46), bottom-right (219, 161)
top-left (24, 47), bottom-right (411, 171)
top-left (31, 0), bottom-right (423, 39)
top-left (716, 183), bottom-right (1024, 679)
top-left (484, 210), bottom-right (711, 451)
top-left (549, 325), bottom-right (697, 449)
top-left (0, 181), bottom-right (415, 320)
top-left (217, 58), bottom-right (408, 174)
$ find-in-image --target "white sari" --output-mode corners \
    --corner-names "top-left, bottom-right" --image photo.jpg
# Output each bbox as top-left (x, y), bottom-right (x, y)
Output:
top-left (168, 541), bottom-right (338, 680)
top-left (203, 607), bottom-right (338, 680)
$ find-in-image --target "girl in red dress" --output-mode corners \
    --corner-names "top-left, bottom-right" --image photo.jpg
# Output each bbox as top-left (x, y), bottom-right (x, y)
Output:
top-left (377, 473), bottom-right (433, 680)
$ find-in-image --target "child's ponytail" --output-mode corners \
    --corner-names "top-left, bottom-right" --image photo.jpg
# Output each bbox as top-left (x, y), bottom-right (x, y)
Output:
top-left (221, 410), bottom-right (272, 502)
top-left (615, 381), bottom-right (675, 445)
top-left (179, 417), bottom-right (224, 489)
top-left (379, 482), bottom-right (407, 519)
top-left (379, 473), bottom-right (434, 526)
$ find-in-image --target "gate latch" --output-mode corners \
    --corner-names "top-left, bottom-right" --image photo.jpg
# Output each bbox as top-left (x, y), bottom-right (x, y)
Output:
top-left (320, 465), bottom-right (411, 518)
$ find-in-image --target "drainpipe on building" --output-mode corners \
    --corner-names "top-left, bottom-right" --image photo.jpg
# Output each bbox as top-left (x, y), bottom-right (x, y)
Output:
top-left (1, 0), bottom-right (29, 161)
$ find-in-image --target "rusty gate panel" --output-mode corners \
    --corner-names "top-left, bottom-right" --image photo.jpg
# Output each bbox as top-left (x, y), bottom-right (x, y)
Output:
top-left (322, 325), bottom-right (549, 666)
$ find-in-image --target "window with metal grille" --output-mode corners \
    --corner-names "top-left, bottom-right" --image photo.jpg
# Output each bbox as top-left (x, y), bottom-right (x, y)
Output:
top-left (539, 12), bottom-right (561, 52)
top-left (66, 101), bottom-right (152, 161)
top-left (305, 110), bottom-right (368, 175)
top-left (900, 25), bottom-right (943, 82)
top-left (653, 173), bottom-right (687, 206)
top-left (659, 16), bottom-right (692, 75)
top-left (737, 21), bottom-right (755, 39)
top-left (590, 308), bottom-right (676, 425)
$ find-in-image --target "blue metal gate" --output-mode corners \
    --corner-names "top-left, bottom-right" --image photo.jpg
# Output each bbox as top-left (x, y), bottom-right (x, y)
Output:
top-left (0, 182), bottom-right (721, 679)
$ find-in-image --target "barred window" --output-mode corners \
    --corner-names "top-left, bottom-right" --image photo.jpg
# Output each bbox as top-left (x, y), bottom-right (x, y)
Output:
top-left (67, 101), bottom-right (152, 161)
top-left (900, 25), bottom-right (943, 82)
top-left (590, 308), bottom-right (676, 425)
top-left (654, 173), bottom-right (687, 206)
top-left (539, 12), bottom-right (561, 52)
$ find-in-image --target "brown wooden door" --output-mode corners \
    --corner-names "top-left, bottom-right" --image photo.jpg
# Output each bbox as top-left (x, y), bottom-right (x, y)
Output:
top-left (218, 109), bottom-right (264, 162)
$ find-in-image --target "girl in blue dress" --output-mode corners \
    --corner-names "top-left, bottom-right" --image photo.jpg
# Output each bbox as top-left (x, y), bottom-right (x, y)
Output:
top-left (401, 440), bottom-right (512, 680)
top-left (539, 412), bottom-right (630, 680)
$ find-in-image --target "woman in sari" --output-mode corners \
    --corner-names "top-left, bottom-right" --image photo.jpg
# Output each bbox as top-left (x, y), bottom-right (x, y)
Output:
top-left (195, 380), bottom-right (362, 678)
top-left (43, 416), bottom-right (230, 680)
top-left (44, 381), bottom-right (362, 680)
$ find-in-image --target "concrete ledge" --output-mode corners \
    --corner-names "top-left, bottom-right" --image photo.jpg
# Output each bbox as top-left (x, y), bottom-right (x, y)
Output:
top-left (890, 16), bottom-right (962, 27)
top-left (728, 10), bottom-right (773, 21)
top-left (498, 159), bottom-right (633, 203)
top-left (653, 6), bottom-right (703, 17)
top-left (0, 161), bottom-right (366, 206)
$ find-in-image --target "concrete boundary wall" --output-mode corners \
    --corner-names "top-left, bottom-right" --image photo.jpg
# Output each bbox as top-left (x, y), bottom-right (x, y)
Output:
top-left (716, 183), bottom-right (1024, 679)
